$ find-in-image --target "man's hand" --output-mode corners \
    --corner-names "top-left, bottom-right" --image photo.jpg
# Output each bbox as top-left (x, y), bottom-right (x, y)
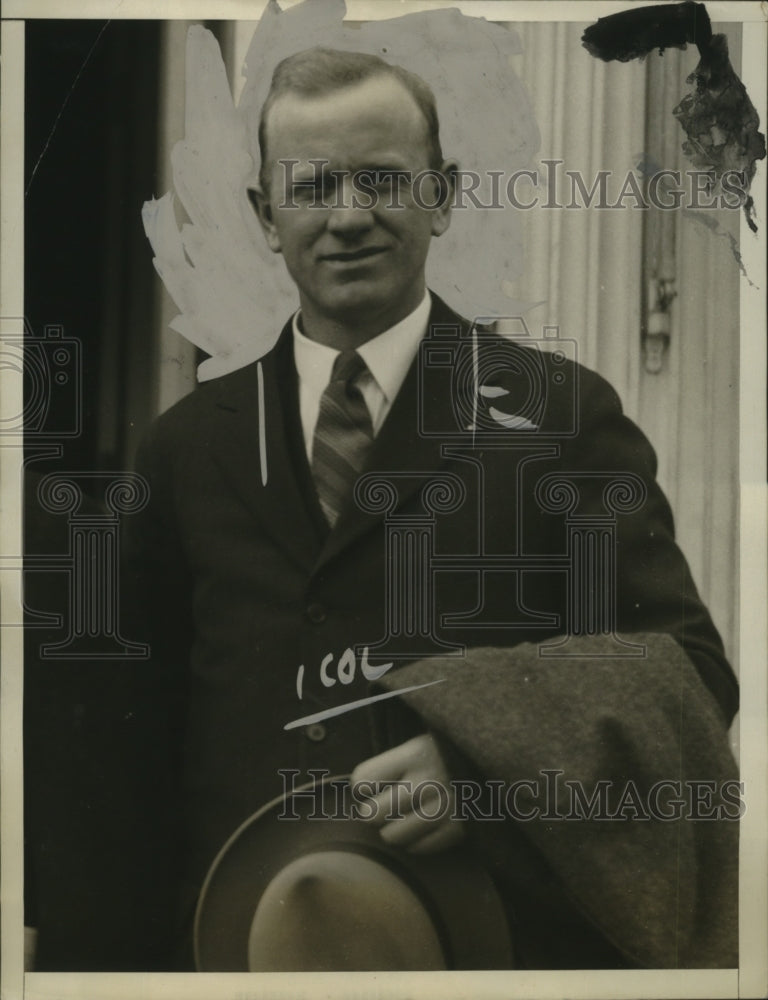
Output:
top-left (350, 734), bottom-right (465, 855)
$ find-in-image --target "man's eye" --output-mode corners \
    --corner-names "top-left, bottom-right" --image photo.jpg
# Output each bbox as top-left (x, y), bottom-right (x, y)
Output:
top-left (292, 179), bottom-right (336, 201)
top-left (370, 170), bottom-right (409, 188)
top-left (353, 170), bottom-right (409, 189)
top-left (291, 182), bottom-right (316, 199)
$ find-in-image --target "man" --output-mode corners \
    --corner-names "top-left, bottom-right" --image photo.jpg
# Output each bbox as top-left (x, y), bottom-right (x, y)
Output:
top-left (125, 47), bottom-right (739, 970)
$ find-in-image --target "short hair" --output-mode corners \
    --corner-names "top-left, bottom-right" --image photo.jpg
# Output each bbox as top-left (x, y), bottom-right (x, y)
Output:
top-left (256, 47), bottom-right (444, 192)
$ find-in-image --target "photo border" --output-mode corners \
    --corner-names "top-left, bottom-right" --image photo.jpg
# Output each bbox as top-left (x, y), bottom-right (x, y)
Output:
top-left (2, 2), bottom-right (766, 998)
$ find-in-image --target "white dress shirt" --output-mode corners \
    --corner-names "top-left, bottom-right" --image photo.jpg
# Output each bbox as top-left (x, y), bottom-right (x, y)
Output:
top-left (292, 291), bottom-right (431, 461)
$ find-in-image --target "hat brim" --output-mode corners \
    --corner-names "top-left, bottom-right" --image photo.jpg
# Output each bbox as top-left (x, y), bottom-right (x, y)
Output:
top-left (194, 774), bottom-right (513, 971)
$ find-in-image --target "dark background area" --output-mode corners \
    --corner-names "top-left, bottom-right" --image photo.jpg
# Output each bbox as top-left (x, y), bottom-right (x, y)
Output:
top-left (23, 22), bottom-right (173, 969)
top-left (25, 19), bottom-right (162, 475)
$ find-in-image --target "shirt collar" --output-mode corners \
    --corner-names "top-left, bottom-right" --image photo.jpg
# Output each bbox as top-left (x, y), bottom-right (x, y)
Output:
top-left (292, 290), bottom-right (431, 400)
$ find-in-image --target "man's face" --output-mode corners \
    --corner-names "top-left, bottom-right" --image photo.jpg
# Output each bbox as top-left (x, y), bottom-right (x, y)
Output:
top-left (252, 75), bottom-right (453, 338)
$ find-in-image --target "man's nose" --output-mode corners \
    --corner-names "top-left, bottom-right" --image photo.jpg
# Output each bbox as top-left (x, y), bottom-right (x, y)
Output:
top-left (325, 177), bottom-right (375, 235)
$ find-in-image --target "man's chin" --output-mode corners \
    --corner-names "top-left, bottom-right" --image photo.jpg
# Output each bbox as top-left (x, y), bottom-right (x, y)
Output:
top-left (318, 287), bottom-right (397, 323)
top-left (298, 275), bottom-right (426, 341)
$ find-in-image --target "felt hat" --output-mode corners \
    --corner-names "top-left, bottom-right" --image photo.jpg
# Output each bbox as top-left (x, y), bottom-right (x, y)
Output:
top-left (194, 774), bottom-right (513, 971)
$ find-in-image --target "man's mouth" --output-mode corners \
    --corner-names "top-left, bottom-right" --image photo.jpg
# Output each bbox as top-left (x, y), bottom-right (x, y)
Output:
top-left (321, 247), bottom-right (387, 263)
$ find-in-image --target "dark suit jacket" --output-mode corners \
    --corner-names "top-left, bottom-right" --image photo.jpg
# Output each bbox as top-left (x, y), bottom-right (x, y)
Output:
top-left (121, 292), bottom-right (738, 969)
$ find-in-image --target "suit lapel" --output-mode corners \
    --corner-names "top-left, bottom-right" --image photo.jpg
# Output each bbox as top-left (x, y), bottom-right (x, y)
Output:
top-left (209, 325), bottom-right (326, 574)
top-left (207, 295), bottom-right (471, 576)
top-left (316, 294), bottom-right (468, 571)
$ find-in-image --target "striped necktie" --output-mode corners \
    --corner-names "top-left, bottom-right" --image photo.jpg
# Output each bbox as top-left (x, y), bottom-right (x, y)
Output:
top-left (311, 350), bottom-right (374, 527)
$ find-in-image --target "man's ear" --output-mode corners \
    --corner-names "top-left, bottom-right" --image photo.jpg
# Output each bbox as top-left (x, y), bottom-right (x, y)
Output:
top-left (247, 186), bottom-right (282, 254)
top-left (430, 158), bottom-right (458, 238)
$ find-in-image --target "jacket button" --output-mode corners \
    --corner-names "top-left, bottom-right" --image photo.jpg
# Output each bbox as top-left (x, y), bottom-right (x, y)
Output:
top-left (306, 602), bottom-right (327, 624)
top-left (305, 723), bottom-right (327, 742)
